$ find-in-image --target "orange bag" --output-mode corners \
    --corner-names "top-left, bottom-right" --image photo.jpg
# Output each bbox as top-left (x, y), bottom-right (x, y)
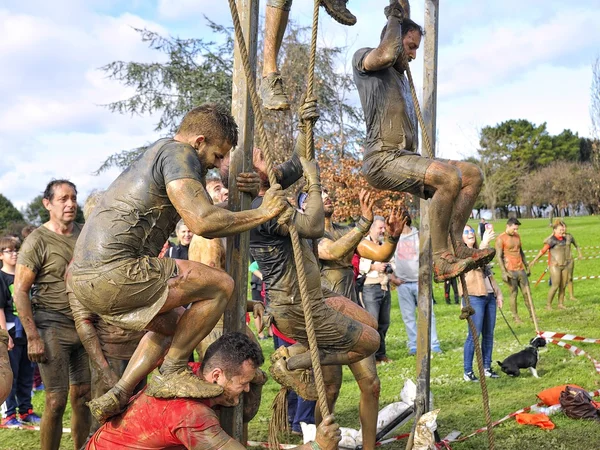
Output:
top-left (537, 384), bottom-right (584, 406)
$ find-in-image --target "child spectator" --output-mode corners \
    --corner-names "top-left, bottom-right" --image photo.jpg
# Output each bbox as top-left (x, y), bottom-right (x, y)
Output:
top-left (0, 236), bottom-right (41, 426)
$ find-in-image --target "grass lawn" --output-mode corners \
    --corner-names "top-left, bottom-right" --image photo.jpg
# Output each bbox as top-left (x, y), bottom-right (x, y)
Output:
top-left (2, 216), bottom-right (600, 449)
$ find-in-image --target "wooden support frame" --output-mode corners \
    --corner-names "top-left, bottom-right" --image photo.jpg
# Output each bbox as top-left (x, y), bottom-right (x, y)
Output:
top-left (408, 1), bottom-right (438, 448)
top-left (223, 0), bottom-right (259, 439)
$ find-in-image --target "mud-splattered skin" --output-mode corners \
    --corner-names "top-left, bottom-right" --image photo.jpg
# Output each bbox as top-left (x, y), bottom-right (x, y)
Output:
top-left (353, 10), bottom-right (486, 279)
top-left (73, 139), bottom-right (201, 269)
top-left (530, 229), bottom-right (580, 309)
top-left (0, 330), bottom-right (12, 404)
top-left (319, 223), bottom-right (359, 302)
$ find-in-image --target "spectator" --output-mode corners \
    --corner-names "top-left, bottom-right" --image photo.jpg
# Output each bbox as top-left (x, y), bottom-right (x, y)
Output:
top-left (478, 218), bottom-right (487, 240)
top-left (359, 216), bottom-right (394, 364)
top-left (0, 236), bottom-right (41, 427)
top-left (166, 219), bottom-right (194, 260)
top-left (460, 225), bottom-right (502, 382)
top-left (14, 179), bottom-right (90, 449)
top-left (444, 278), bottom-right (459, 305)
top-left (393, 211), bottom-right (442, 356)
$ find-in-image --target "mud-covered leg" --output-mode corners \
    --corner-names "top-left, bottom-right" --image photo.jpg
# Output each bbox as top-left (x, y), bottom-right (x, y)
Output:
top-left (0, 330), bottom-right (12, 404)
top-left (350, 357), bottom-right (380, 450)
top-left (70, 384), bottom-right (91, 449)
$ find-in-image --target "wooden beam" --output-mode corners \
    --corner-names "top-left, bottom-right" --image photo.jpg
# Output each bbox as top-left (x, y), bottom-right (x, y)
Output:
top-left (408, 1), bottom-right (438, 448)
top-left (223, 0), bottom-right (259, 440)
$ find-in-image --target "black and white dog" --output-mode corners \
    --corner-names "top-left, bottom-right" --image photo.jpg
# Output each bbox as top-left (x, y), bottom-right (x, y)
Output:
top-left (497, 336), bottom-right (546, 378)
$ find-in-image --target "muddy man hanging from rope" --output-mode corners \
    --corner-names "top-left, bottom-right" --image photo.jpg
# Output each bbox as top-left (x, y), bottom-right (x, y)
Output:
top-left (353, 0), bottom-right (495, 282)
top-left (261, 0), bottom-right (356, 110)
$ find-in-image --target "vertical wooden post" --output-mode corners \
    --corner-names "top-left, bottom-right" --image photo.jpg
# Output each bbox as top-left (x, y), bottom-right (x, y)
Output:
top-left (408, 1), bottom-right (438, 448)
top-left (223, 0), bottom-right (259, 440)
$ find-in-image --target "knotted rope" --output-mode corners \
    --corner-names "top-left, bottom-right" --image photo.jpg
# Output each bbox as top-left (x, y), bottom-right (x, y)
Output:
top-left (227, 0), bottom-right (330, 425)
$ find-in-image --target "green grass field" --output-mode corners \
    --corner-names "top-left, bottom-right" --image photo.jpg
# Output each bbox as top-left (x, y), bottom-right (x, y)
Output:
top-left (2, 216), bottom-right (599, 449)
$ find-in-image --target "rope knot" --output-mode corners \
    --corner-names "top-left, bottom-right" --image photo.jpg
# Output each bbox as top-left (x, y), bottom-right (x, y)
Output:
top-left (460, 305), bottom-right (476, 320)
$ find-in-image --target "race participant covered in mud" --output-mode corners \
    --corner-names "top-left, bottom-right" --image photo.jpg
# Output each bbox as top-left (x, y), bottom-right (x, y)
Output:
top-left (67, 191), bottom-right (146, 436)
top-left (529, 219), bottom-right (582, 310)
top-left (69, 103), bottom-right (287, 423)
top-left (250, 140), bottom-right (381, 405)
top-left (86, 332), bottom-right (341, 450)
top-left (14, 180), bottom-right (91, 450)
top-left (495, 218), bottom-right (533, 323)
top-left (352, 0), bottom-right (493, 282)
top-left (315, 188), bottom-right (406, 450)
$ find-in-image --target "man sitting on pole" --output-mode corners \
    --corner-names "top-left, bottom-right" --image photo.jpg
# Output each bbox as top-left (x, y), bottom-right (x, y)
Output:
top-left (352, 1), bottom-right (494, 282)
top-left (69, 103), bottom-right (287, 422)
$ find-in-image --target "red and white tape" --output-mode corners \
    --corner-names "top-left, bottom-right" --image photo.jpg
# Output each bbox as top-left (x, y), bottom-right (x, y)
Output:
top-left (442, 389), bottom-right (600, 444)
top-left (539, 331), bottom-right (600, 345)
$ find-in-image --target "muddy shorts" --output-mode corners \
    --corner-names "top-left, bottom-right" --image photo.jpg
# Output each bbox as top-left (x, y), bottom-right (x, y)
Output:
top-left (34, 310), bottom-right (90, 393)
top-left (268, 299), bottom-right (363, 353)
top-left (70, 256), bottom-right (178, 331)
top-left (362, 149), bottom-right (434, 199)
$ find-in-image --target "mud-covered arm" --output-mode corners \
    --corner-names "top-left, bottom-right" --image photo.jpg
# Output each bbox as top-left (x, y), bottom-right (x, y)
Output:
top-left (495, 238), bottom-right (507, 275)
top-left (361, 3), bottom-right (404, 71)
top-left (570, 235), bottom-right (583, 257)
top-left (13, 264), bottom-right (46, 363)
top-left (319, 190), bottom-right (375, 260)
top-left (319, 219), bottom-right (372, 261)
top-left (167, 178), bottom-right (286, 239)
top-left (292, 186), bottom-right (325, 239)
top-left (529, 244), bottom-right (550, 267)
top-left (356, 207), bottom-right (406, 261)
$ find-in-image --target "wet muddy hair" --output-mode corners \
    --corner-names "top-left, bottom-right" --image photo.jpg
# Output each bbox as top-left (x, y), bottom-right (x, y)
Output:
top-left (43, 179), bottom-right (77, 202)
top-left (380, 18), bottom-right (424, 41)
top-left (202, 332), bottom-right (264, 377)
top-left (177, 103), bottom-right (238, 148)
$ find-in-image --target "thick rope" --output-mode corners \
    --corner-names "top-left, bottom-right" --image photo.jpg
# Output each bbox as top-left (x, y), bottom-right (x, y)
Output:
top-left (305, 0), bottom-right (320, 162)
top-left (227, 0), bottom-right (330, 420)
top-left (404, 52), bottom-right (496, 449)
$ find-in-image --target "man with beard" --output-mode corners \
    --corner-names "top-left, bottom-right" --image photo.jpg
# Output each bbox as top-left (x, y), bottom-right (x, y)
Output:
top-left (353, 1), bottom-right (493, 282)
top-left (86, 332), bottom-right (342, 450)
top-left (69, 103), bottom-right (287, 423)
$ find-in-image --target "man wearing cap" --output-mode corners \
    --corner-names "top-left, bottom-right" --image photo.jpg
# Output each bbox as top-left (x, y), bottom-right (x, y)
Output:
top-left (495, 218), bottom-right (532, 324)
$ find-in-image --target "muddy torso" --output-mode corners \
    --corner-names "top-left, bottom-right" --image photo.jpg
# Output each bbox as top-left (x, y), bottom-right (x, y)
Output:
top-left (319, 223), bottom-right (357, 302)
top-left (497, 232), bottom-right (525, 271)
top-left (353, 47), bottom-right (418, 156)
top-left (73, 138), bottom-right (204, 270)
top-left (545, 234), bottom-right (575, 268)
top-left (250, 197), bottom-right (322, 307)
top-left (18, 224), bottom-right (82, 317)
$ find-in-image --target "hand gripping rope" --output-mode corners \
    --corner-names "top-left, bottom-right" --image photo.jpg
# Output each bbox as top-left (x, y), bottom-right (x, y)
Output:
top-left (227, 0), bottom-right (330, 439)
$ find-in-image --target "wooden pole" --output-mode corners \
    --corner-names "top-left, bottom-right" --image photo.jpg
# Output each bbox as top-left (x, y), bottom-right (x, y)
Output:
top-left (223, 0), bottom-right (258, 440)
top-left (407, 1), bottom-right (438, 449)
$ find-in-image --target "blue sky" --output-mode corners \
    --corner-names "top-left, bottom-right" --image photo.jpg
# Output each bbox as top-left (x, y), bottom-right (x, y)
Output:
top-left (1, 0), bottom-right (599, 210)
